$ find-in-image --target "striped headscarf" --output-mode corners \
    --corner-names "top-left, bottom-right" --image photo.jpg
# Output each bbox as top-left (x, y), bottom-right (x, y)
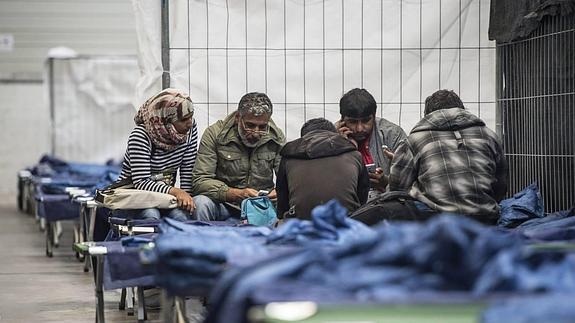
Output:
top-left (134, 88), bottom-right (194, 151)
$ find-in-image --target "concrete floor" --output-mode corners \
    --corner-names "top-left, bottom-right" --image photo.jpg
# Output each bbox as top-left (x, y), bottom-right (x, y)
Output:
top-left (0, 194), bottom-right (160, 322)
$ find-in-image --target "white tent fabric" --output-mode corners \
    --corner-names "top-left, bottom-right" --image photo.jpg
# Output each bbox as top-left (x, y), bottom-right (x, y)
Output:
top-left (132, 0), bottom-right (164, 109)
top-left (47, 56), bottom-right (139, 163)
top-left (133, 0), bottom-right (495, 140)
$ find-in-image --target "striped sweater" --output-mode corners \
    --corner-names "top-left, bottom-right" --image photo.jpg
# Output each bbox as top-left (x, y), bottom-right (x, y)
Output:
top-left (118, 123), bottom-right (198, 194)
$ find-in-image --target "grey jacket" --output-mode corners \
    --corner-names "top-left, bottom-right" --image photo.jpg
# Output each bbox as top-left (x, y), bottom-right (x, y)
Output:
top-left (369, 117), bottom-right (408, 175)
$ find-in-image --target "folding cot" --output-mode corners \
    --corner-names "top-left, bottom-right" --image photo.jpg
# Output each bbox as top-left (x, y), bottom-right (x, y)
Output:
top-left (74, 235), bottom-right (156, 323)
top-left (74, 218), bottom-right (277, 323)
top-left (18, 155), bottom-right (120, 257)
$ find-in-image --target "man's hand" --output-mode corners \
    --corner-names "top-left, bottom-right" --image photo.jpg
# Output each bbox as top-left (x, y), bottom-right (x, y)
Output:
top-left (335, 119), bottom-right (353, 139)
top-left (267, 188), bottom-right (277, 202)
top-left (226, 187), bottom-right (259, 203)
top-left (383, 147), bottom-right (395, 160)
top-left (169, 187), bottom-right (196, 212)
top-left (335, 120), bottom-right (358, 147)
top-left (369, 168), bottom-right (389, 192)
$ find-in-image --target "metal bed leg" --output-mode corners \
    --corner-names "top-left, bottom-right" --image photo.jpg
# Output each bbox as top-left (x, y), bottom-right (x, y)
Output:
top-left (95, 256), bottom-right (105, 323)
top-left (79, 206), bottom-right (86, 243)
top-left (76, 205), bottom-right (86, 261)
top-left (54, 221), bottom-right (62, 248)
top-left (45, 222), bottom-right (53, 257)
top-left (23, 180), bottom-right (35, 216)
top-left (88, 206), bottom-right (97, 242)
top-left (78, 205), bottom-right (86, 259)
top-left (22, 180), bottom-right (30, 214)
top-left (161, 290), bottom-right (175, 323)
top-left (137, 287), bottom-right (148, 322)
top-left (30, 184), bottom-right (38, 218)
top-left (119, 288), bottom-right (127, 310)
top-left (175, 297), bottom-right (188, 323)
top-left (39, 215), bottom-right (46, 231)
top-left (83, 206), bottom-right (97, 272)
top-left (83, 252), bottom-right (92, 272)
top-left (27, 183), bottom-right (34, 215)
top-left (73, 219), bottom-right (82, 260)
top-left (126, 287), bottom-right (135, 316)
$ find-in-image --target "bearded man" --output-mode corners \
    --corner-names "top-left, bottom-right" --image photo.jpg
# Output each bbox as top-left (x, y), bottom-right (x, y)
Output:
top-left (191, 92), bottom-right (285, 221)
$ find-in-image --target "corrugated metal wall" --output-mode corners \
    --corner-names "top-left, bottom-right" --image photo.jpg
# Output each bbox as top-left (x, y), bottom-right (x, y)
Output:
top-left (0, 0), bottom-right (137, 80)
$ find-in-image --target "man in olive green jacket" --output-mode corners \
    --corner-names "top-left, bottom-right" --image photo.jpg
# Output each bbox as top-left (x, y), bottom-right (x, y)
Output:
top-left (191, 92), bottom-right (285, 221)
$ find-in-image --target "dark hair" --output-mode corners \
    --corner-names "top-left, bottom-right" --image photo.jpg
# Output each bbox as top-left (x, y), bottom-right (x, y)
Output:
top-left (339, 88), bottom-right (377, 118)
top-left (238, 92), bottom-right (273, 116)
top-left (300, 118), bottom-right (337, 136)
top-left (424, 89), bottom-right (464, 115)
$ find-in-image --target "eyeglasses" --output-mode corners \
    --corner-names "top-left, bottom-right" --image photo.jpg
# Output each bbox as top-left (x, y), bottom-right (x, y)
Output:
top-left (241, 119), bottom-right (270, 134)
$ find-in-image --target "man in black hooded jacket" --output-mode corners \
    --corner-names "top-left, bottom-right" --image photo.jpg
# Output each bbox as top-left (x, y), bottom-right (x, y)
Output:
top-left (276, 118), bottom-right (370, 220)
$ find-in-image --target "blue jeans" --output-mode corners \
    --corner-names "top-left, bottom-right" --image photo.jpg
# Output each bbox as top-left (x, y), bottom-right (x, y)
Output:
top-left (193, 195), bottom-right (241, 223)
top-left (113, 208), bottom-right (190, 222)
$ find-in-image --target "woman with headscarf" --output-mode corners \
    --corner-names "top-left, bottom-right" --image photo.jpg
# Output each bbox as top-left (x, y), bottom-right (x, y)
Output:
top-left (116, 88), bottom-right (198, 221)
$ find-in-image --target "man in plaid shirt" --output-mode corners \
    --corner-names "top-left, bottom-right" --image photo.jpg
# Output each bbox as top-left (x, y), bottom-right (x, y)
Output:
top-left (388, 90), bottom-right (508, 224)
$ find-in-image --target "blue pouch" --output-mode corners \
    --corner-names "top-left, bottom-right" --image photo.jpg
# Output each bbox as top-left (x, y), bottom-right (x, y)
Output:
top-left (241, 196), bottom-right (277, 226)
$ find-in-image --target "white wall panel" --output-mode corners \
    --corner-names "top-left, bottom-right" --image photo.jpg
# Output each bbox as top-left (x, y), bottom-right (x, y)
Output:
top-left (0, 83), bottom-right (49, 193)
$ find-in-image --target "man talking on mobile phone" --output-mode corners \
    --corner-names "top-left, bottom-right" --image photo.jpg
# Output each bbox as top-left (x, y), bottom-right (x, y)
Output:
top-left (335, 88), bottom-right (407, 200)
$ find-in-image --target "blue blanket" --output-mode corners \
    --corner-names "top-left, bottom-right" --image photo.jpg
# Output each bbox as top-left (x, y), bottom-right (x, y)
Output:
top-left (206, 214), bottom-right (575, 323)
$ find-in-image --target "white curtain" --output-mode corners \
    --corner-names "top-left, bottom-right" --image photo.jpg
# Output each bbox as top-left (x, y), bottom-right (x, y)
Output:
top-left (48, 56), bottom-right (139, 163)
top-left (133, 0), bottom-right (495, 140)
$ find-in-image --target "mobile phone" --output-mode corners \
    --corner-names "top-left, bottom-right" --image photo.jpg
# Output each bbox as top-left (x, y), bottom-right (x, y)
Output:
top-left (258, 190), bottom-right (269, 196)
top-left (365, 163), bottom-right (376, 173)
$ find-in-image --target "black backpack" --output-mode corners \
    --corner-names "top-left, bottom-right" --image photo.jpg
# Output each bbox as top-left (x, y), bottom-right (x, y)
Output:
top-left (350, 191), bottom-right (435, 226)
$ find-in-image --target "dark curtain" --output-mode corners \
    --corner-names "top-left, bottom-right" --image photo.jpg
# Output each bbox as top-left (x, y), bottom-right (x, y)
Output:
top-left (489, 0), bottom-right (575, 42)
